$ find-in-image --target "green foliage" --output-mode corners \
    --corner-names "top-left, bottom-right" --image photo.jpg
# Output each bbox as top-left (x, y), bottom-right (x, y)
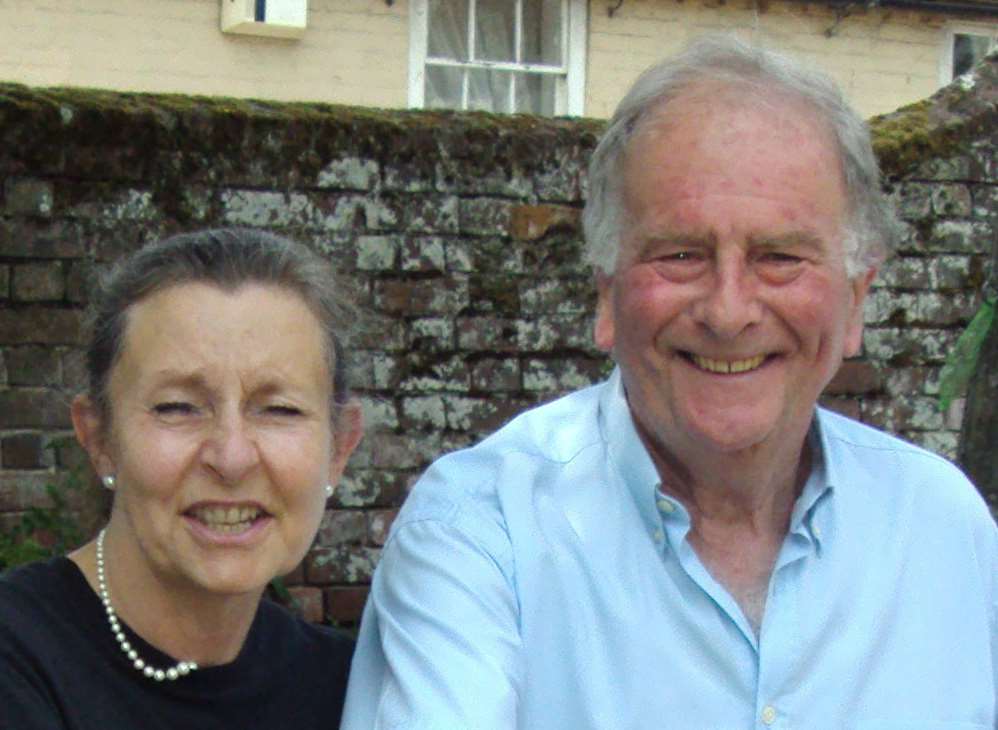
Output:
top-left (939, 297), bottom-right (996, 412)
top-left (0, 470), bottom-right (87, 572)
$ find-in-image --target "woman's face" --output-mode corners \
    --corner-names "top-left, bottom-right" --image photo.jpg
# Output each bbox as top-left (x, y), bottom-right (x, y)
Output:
top-left (78, 282), bottom-right (360, 598)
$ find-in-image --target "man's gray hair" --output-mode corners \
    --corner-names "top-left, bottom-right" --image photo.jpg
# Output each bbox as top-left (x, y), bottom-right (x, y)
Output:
top-left (582, 35), bottom-right (897, 278)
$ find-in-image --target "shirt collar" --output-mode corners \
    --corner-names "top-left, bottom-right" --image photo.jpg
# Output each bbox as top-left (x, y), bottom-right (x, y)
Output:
top-left (600, 368), bottom-right (837, 549)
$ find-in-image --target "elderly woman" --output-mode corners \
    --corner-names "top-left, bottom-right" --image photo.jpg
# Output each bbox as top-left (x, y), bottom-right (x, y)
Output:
top-left (0, 228), bottom-right (363, 728)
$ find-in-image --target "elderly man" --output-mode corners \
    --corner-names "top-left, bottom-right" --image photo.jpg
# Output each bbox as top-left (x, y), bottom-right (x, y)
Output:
top-left (343, 37), bottom-right (996, 728)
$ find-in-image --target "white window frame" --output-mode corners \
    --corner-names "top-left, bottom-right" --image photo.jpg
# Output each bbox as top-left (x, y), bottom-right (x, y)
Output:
top-left (408, 0), bottom-right (587, 116)
top-left (939, 22), bottom-right (998, 86)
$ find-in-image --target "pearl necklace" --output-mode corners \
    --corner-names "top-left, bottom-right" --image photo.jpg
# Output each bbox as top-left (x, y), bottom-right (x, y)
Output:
top-left (95, 529), bottom-right (198, 682)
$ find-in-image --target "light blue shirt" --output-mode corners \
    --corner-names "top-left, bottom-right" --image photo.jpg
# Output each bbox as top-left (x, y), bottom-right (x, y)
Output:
top-left (342, 370), bottom-right (997, 729)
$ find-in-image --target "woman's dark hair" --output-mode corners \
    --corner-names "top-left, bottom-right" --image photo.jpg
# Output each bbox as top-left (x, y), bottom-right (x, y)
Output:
top-left (84, 228), bottom-right (359, 426)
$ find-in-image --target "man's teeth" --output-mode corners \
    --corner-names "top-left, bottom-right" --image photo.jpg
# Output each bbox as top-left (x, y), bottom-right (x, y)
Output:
top-left (691, 354), bottom-right (766, 374)
top-left (190, 505), bottom-right (262, 533)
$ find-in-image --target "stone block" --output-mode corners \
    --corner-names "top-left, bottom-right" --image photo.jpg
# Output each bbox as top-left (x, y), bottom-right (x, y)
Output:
top-left (927, 255), bottom-right (974, 290)
top-left (401, 237), bottom-right (447, 272)
top-left (520, 277), bottom-right (595, 314)
top-left (220, 189), bottom-right (318, 228)
top-left (315, 510), bottom-right (367, 547)
top-left (363, 196), bottom-right (401, 231)
top-left (4, 178), bottom-right (54, 217)
top-left (0, 471), bottom-right (56, 511)
top-left (824, 360), bottom-right (882, 395)
top-left (508, 204), bottom-right (581, 241)
top-left (468, 275), bottom-right (521, 314)
top-left (863, 395), bottom-right (944, 432)
top-left (372, 277), bottom-right (467, 315)
top-left (459, 198), bottom-right (514, 236)
top-left (457, 317), bottom-right (519, 352)
top-left (972, 184), bottom-right (998, 218)
top-left (0, 388), bottom-right (71, 428)
top-left (367, 509), bottom-right (398, 546)
top-left (64, 261), bottom-right (89, 304)
top-left (877, 257), bottom-right (929, 290)
top-left (1, 432), bottom-right (49, 469)
top-left (304, 544), bottom-right (380, 584)
top-left (470, 358), bottom-right (521, 392)
top-left (358, 433), bottom-right (426, 470)
top-left (405, 196), bottom-right (460, 234)
top-left (0, 308), bottom-right (82, 345)
top-left (523, 358), bottom-right (610, 393)
top-left (316, 156), bottom-right (380, 190)
top-left (927, 220), bottom-right (991, 254)
top-left (324, 586), bottom-right (370, 625)
top-left (930, 184), bottom-right (973, 217)
top-left (400, 395), bottom-right (447, 429)
top-left (903, 430), bottom-right (958, 459)
top-left (332, 468), bottom-right (408, 508)
top-left (516, 315), bottom-right (595, 352)
top-left (893, 183), bottom-right (932, 220)
top-left (0, 266), bottom-right (9, 300)
top-left (61, 349), bottom-right (87, 392)
top-left (285, 586), bottom-right (324, 624)
top-left (355, 235), bottom-right (399, 271)
top-left (445, 395), bottom-right (534, 433)
top-left (3, 346), bottom-right (61, 387)
top-left (12, 263), bottom-right (65, 302)
top-left (913, 156), bottom-right (973, 181)
top-left (406, 318), bottom-right (456, 353)
top-left (398, 354), bottom-right (468, 392)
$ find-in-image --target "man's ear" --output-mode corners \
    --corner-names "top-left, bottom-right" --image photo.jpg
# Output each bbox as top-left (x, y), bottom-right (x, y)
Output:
top-left (594, 272), bottom-right (616, 353)
top-left (329, 399), bottom-right (364, 483)
top-left (70, 394), bottom-right (115, 478)
top-left (844, 266), bottom-right (878, 357)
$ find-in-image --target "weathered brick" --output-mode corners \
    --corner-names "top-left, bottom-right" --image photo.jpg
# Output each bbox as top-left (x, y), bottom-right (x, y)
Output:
top-left (4, 178), bottom-right (54, 217)
top-left (457, 317), bottom-right (519, 352)
top-left (1, 432), bottom-right (49, 469)
top-left (972, 184), bottom-right (998, 218)
top-left (824, 360), bottom-right (882, 395)
top-left (315, 510), bottom-right (367, 547)
top-left (316, 156), bottom-right (379, 190)
top-left (401, 237), bottom-right (447, 272)
top-left (285, 586), bottom-right (324, 624)
top-left (523, 358), bottom-right (610, 393)
top-left (930, 184), bottom-right (973, 217)
top-left (818, 395), bottom-right (861, 421)
top-left (927, 220), bottom-right (991, 254)
top-left (11, 263), bottom-right (65, 302)
top-left (517, 315), bottom-right (595, 351)
top-left (0, 388), bottom-right (71, 428)
top-left (405, 196), bottom-right (460, 234)
top-left (459, 198), bottom-right (514, 236)
top-left (0, 308), bottom-right (83, 345)
top-left (508, 204), bottom-right (580, 241)
top-left (0, 471), bottom-right (55, 511)
top-left (64, 261), bottom-right (88, 304)
top-left (406, 318), bottom-right (456, 353)
top-left (4, 346), bottom-right (62, 387)
top-left (913, 155), bottom-right (973, 181)
top-left (903, 430), bottom-right (959, 459)
top-left (893, 183), bottom-right (932, 220)
top-left (304, 544), bottom-right (380, 584)
top-left (372, 277), bottom-right (467, 315)
top-left (399, 355), bottom-right (468, 392)
top-left (61, 348), bottom-right (87, 391)
top-left (400, 395), bottom-right (447, 429)
top-left (367, 509), bottom-right (398, 546)
top-left (877, 257), bottom-right (929, 289)
top-left (864, 395), bottom-right (944, 432)
top-left (333, 468), bottom-right (408, 508)
top-left (0, 220), bottom-right (89, 258)
top-left (0, 266), bottom-right (9, 299)
top-left (357, 433), bottom-right (426, 470)
top-left (927, 254), bottom-right (975, 290)
top-left (520, 277), bottom-right (595, 314)
top-left (324, 586), bottom-right (370, 625)
top-left (470, 358), bottom-right (521, 392)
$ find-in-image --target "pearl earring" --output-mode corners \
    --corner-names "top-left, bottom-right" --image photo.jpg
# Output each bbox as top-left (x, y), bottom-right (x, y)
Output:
top-left (103, 475), bottom-right (116, 490)
top-left (324, 484), bottom-right (334, 498)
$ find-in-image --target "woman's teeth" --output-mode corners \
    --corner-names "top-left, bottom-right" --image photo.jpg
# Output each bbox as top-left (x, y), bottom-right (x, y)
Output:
top-left (189, 505), bottom-right (262, 533)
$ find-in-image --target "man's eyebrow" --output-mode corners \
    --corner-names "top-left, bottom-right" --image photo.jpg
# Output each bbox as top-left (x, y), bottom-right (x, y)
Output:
top-left (643, 231), bottom-right (718, 247)
top-left (748, 232), bottom-right (825, 249)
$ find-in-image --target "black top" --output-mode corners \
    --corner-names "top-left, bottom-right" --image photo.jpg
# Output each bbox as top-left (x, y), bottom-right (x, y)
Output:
top-left (0, 557), bottom-right (354, 729)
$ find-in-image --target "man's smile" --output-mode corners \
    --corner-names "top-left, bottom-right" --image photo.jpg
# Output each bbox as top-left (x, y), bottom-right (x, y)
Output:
top-left (686, 353), bottom-right (768, 374)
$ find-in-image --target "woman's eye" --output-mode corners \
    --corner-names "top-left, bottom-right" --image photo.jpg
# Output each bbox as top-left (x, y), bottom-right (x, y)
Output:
top-left (152, 402), bottom-right (197, 415)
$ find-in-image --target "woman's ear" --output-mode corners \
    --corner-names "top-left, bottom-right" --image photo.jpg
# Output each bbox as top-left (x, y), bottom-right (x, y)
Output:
top-left (70, 395), bottom-right (115, 478)
top-left (329, 399), bottom-right (364, 481)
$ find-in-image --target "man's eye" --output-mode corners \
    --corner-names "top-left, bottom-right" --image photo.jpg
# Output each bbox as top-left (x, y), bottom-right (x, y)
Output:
top-left (152, 402), bottom-right (197, 415)
top-left (265, 405), bottom-right (304, 417)
top-left (760, 252), bottom-right (802, 264)
top-left (665, 251), bottom-right (700, 262)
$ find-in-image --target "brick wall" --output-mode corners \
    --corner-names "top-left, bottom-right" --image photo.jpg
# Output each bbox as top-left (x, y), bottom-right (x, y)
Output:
top-left (1, 56), bottom-right (995, 623)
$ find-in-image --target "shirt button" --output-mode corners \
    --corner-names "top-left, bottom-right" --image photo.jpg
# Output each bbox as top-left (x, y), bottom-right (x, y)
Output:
top-left (656, 499), bottom-right (675, 514)
top-left (761, 705), bottom-right (777, 725)
top-left (812, 523), bottom-right (822, 539)
top-left (652, 529), bottom-right (664, 543)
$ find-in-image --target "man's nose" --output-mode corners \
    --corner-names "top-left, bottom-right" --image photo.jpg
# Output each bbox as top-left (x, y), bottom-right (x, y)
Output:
top-left (201, 411), bottom-right (260, 485)
top-left (691, 261), bottom-right (763, 339)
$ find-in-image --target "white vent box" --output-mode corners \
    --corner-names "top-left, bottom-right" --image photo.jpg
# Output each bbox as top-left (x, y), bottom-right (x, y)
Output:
top-left (221, 0), bottom-right (307, 39)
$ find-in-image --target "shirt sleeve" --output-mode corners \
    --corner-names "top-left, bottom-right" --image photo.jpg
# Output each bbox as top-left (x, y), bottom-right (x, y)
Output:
top-left (341, 516), bottom-right (522, 730)
top-left (0, 645), bottom-right (69, 730)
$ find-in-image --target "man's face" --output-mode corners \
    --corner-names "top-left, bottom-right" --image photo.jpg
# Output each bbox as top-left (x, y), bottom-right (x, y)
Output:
top-left (595, 89), bottom-right (875, 462)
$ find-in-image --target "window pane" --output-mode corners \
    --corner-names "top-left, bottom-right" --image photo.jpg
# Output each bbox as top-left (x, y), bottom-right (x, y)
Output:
top-left (425, 65), bottom-right (465, 109)
top-left (953, 33), bottom-right (992, 77)
top-left (522, 0), bottom-right (562, 65)
top-left (467, 68), bottom-right (513, 112)
top-left (514, 72), bottom-right (557, 115)
top-left (428, 0), bottom-right (468, 61)
top-left (475, 0), bottom-right (515, 62)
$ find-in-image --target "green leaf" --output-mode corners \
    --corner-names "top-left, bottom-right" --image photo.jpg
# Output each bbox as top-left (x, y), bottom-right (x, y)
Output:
top-left (939, 298), bottom-right (996, 412)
